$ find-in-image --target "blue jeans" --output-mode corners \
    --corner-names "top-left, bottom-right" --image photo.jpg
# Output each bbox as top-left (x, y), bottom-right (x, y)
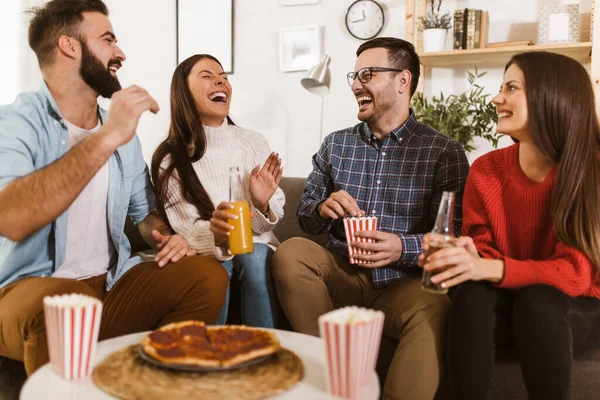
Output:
top-left (216, 243), bottom-right (278, 328)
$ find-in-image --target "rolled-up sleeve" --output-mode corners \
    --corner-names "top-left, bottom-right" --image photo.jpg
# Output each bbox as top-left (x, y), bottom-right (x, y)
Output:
top-left (0, 110), bottom-right (37, 190)
top-left (127, 135), bottom-right (156, 224)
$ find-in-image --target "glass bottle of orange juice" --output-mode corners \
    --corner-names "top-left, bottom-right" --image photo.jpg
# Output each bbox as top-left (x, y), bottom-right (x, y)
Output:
top-left (228, 166), bottom-right (254, 255)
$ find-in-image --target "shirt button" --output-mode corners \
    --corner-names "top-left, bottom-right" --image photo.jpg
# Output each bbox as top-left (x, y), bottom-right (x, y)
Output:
top-left (377, 180), bottom-right (381, 184)
top-left (53, 120), bottom-right (59, 125)
top-left (61, 140), bottom-right (66, 145)
top-left (399, 138), bottom-right (403, 142)
top-left (372, 210), bottom-right (377, 214)
top-left (382, 152), bottom-right (386, 156)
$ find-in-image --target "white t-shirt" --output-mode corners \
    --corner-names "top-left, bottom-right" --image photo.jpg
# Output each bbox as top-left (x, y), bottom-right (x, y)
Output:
top-left (52, 119), bottom-right (115, 279)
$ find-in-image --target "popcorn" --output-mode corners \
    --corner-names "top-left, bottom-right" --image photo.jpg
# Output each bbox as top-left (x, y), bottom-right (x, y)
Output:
top-left (319, 306), bottom-right (385, 399)
top-left (44, 294), bottom-right (103, 380)
top-left (343, 217), bottom-right (378, 265)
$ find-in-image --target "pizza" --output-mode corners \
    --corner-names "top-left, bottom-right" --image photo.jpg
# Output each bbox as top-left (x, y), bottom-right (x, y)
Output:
top-left (140, 321), bottom-right (280, 368)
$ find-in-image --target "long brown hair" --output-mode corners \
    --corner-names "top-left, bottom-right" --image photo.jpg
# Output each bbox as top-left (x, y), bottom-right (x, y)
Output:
top-left (151, 54), bottom-right (233, 225)
top-left (507, 51), bottom-right (600, 272)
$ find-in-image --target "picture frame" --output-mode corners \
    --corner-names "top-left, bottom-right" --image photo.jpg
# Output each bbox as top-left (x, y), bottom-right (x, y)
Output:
top-left (177, 0), bottom-right (234, 73)
top-left (280, 0), bottom-right (321, 6)
top-left (538, 4), bottom-right (579, 45)
top-left (279, 25), bottom-right (323, 72)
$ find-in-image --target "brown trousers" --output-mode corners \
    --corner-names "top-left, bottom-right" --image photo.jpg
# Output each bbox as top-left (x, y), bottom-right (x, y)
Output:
top-left (272, 238), bottom-right (450, 400)
top-left (0, 255), bottom-right (228, 375)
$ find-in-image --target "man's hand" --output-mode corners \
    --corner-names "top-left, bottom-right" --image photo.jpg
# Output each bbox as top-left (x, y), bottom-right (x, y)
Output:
top-left (351, 230), bottom-right (403, 268)
top-left (101, 85), bottom-right (159, 148)
top-left (249, 152), bottom-right (283, 214)
top-left (317, 190), bottom-right (365, 220)
top-left (151, 230), bottom-right (195, 267)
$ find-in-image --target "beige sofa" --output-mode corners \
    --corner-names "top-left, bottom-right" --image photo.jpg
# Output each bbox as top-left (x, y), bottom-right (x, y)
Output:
top-left (2, 177), bottom-right (599, 400)
top-left (272, 177), bottom-right (600, 400)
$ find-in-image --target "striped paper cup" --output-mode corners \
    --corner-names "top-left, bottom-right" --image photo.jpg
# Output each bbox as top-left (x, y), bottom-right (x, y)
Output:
top-left (43, 294), bottom-right (103, 380)
top-left (343, 217), bottom-right (378, 265)
top-left (318, 306), bottom-right (385, 399)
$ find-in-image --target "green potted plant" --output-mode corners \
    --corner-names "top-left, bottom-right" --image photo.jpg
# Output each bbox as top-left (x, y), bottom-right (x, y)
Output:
top-left (411, 68), bottom-right (500, 152)
top-left (420, 0), bottom-right (452, 52)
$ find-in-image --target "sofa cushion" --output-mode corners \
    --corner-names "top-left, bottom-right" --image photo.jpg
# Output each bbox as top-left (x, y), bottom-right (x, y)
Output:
top-left (275, 177), bottom-right (328, 247)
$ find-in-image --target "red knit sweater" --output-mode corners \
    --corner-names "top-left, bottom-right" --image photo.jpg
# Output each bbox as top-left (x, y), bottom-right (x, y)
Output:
top-left (463, 143), bottom-right (600, 298)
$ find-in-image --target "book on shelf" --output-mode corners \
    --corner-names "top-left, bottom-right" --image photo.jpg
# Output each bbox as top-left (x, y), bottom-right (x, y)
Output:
top-left (452, 9), bottom-right (488, 50)
top-left (486, 40), bottom-right (534, 48)
top-left (461, 8), bottom-right (468, 49)
top-left (473, 10), bottom-right (482, 48)
top-left (465, 9), bottom-right (477, 49)
top-left (453, 10), bottom-right (464, 49)
top-left (479, 11), bottom-right (488, 48)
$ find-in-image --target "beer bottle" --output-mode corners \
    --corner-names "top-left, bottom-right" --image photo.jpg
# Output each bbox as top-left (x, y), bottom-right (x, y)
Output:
top-left (421, 191), bottom-right (456, 294)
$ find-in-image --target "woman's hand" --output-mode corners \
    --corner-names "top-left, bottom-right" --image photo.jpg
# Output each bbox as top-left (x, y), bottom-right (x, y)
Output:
top-left (421, 233), bottom-right (479, 257)
top-left (420, 236), bottom-right (500, 289)
top-left (249, 152), bottom-right (283, 214)
top-left (209, 202), bottom-right (237, 246)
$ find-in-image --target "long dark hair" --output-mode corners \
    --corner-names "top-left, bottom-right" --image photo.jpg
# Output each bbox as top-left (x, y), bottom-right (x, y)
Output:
top-left (507, 51), bottom-right (600, 272)
top-left (151, 54), bottom-right (233, 225)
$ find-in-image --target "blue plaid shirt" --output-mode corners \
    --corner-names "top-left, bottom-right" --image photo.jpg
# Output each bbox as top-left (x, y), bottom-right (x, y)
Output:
top-left (297, 111), bottom-right (470, 288)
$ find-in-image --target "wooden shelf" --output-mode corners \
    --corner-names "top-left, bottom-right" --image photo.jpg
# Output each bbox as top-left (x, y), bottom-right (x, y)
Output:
top-left (420, 42), bottom-right (592, 68)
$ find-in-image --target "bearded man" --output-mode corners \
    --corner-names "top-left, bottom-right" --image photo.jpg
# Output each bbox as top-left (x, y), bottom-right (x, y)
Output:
top-left (272, 37), bottom-right (470, 400)
top-left (0, 0), bottom-right (228, 375)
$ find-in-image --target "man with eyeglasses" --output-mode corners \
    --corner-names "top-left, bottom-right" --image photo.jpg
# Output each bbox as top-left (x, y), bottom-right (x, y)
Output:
top-left (272, 37), bottom-right (469, 400)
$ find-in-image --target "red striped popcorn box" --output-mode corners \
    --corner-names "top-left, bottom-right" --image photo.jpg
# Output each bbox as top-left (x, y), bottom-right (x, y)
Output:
top-left (343, 217), bottom-right (378, 265)
top-left (318, 306), bottom-right (385, 399)
top-left (43, 294), bottom-right (103, 380)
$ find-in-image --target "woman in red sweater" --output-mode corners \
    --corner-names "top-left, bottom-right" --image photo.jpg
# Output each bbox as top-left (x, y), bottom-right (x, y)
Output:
top-left (422, 51), bottom-right (600, 399)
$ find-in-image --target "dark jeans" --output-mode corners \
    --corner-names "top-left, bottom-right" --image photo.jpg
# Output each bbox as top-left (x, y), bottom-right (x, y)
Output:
top-left (447, 282), bottom-right (600, 400)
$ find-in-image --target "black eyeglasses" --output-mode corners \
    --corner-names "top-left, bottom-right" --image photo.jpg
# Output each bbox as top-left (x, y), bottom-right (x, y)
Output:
top-left (346, 67), bottom-right (404, 86)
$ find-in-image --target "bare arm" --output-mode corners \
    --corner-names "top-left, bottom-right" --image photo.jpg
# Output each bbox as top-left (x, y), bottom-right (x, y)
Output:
top-left (0, 132), bottom-right (118, 241)
top-left (0, 85), bottom-right (159, 242)
top-left (137, 210), bottom-right (196, 267)
top-left (137, 210), bottom-right (172, 249)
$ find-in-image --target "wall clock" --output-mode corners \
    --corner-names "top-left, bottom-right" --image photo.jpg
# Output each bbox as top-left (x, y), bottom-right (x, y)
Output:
top-left (345, 0), bottom-right (385, 40)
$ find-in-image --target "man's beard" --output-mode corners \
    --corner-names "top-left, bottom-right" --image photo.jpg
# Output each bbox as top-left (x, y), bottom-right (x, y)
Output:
top-left (357, 87), bottom-right (396, 124)
top-left (79, 42), bottom-right (121, 98)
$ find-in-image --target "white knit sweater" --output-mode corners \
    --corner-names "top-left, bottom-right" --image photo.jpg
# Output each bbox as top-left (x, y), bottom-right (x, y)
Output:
top-left (162, 120), bottom-right (285, 260)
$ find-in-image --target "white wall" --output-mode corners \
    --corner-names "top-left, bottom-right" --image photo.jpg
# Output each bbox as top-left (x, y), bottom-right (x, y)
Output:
top-left (0, 0), bottom-right (21, 105)
top-left (7, 0), bottom-right (593, 175)
top-left (105, 0), bottom-right (406, 176)
top-left (229, 0), bottom-right (405, 177)
top-left (101, 0), bottom-right (176, 167)
top-left (424, 0), bottom-right (591, 163)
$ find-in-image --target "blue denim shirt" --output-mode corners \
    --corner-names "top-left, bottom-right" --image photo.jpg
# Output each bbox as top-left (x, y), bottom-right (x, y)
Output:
top-left (0, 82), bottom-right (155, 290)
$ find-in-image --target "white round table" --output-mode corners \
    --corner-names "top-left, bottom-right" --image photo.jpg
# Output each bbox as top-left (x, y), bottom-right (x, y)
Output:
top-left (21, 328), bottom-right (379, 399)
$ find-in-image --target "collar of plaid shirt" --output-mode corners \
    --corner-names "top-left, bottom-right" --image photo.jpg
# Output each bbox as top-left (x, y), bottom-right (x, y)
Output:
top-left (297, 110), bottom-right (470, 288)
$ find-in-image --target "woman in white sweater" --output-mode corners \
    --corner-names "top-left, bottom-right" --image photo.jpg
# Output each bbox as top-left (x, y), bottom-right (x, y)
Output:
top-left (151, 54), bottom-right (285, 328)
